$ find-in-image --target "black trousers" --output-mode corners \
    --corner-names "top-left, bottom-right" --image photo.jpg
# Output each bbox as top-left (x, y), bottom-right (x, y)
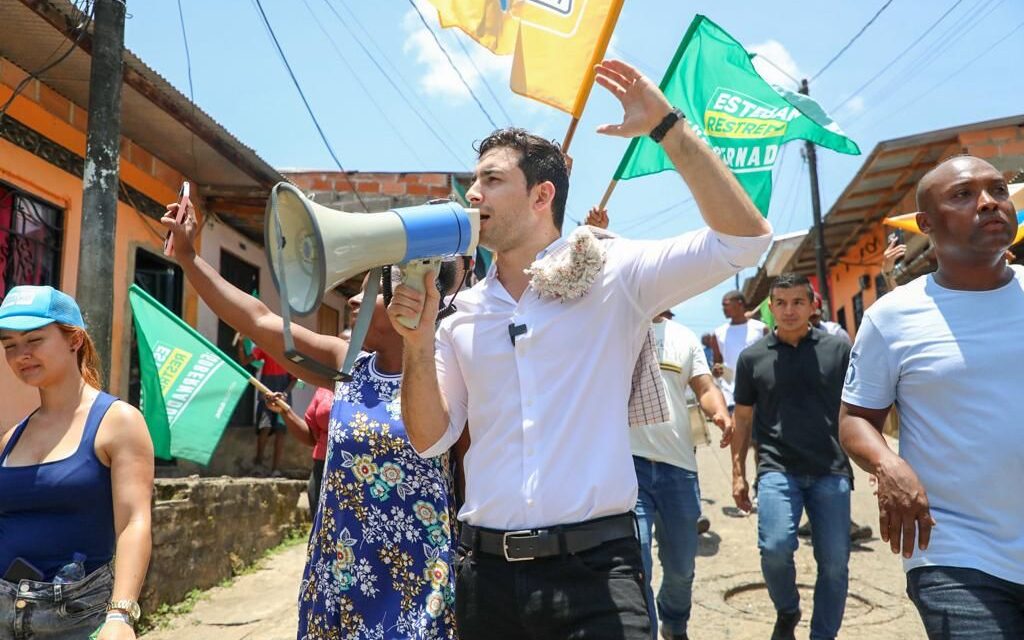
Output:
top-left (454, 534), bottom-right (652, 640)
top-left (307, 458), bottom-right (325, 513)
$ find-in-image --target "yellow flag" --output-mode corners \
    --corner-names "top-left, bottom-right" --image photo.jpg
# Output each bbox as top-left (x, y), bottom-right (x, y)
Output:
top-left (429, 0), bottom-right (624, 117)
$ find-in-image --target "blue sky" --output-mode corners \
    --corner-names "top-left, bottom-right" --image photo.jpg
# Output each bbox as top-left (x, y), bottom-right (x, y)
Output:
top-left (125, 0), bottom-right (1022, 334)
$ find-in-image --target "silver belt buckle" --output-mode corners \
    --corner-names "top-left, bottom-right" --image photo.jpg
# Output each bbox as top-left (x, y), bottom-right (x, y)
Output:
top-left (502, 530), bottom-right (536, 562)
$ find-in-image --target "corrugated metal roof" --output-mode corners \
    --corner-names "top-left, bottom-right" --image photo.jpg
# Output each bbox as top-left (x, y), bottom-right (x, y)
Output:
top-left (0, 0), bottom-right (286, 240)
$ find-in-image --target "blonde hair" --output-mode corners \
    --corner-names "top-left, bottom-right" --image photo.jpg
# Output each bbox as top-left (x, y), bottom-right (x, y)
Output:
top-left (56, 323), bottom-right (103, 389)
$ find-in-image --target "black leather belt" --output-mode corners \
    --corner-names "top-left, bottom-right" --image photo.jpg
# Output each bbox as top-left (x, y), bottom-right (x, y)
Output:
top-left (460, 513), bottom-right (636, 562)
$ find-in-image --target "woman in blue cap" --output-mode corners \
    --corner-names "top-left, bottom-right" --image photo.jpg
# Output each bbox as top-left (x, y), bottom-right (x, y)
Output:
top-left (0, 286), bottom-right (154, 640)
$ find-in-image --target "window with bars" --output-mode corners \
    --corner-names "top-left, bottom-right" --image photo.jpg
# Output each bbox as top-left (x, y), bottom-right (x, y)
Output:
top-left (0, 184), bottom-right (63, 298)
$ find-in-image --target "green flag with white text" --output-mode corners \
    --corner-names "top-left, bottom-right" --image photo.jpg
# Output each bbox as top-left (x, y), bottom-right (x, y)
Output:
top-left (614, 15), bottom-right (860, 215)
top-left (129, 285), bottom-right (251, 465)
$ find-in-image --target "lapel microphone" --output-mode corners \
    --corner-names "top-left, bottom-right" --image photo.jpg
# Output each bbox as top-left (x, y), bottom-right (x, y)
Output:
top-left (508, 322), bottom-right (528, 346)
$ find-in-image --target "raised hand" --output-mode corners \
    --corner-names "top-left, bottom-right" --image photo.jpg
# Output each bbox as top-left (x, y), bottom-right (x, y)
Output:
top-left (585, 206), bottom-right (609, 229)
top-left (881, 236), bottom-right (906, 275)
top-left (160, 200), bottom-right (199, 259)
top-left (593, 59), bottom-right (673, 139)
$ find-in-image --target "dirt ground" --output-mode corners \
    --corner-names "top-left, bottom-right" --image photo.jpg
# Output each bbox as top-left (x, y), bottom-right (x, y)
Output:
top-left (143, 436), bottom-right (926, 640)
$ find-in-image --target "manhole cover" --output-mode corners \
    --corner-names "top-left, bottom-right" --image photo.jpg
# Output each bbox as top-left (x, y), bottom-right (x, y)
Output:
top-left (693, 571), bottom-right (905, 627)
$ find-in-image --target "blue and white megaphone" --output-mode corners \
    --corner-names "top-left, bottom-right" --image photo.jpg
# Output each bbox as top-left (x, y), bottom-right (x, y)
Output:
top-left (264, 181), bottom-right (479, 379)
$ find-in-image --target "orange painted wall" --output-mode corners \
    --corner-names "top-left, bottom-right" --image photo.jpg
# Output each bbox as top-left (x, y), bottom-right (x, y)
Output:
top-left (0, 72), bottom-right (198, 429)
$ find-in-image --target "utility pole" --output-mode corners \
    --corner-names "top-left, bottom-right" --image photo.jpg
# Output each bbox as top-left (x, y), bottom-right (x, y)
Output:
top-left (77, 0), bottom-right (126, 387)
top-left (799, 78), bottom-right (832, 318)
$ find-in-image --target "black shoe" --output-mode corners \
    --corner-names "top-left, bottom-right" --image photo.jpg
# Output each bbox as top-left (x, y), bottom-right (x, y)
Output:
top-left (659, 629), bottom-right (689, 640)
top-left (797, 521), bottom-right (812, 537)
top-left (697, 515), bottom-right (711, 535)
top-left (850, 521), bottom-right (873, 542)
top-left (770, 610), bottom-right (801, 640)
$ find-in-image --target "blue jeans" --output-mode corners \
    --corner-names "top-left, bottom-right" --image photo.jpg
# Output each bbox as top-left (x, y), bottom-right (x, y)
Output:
top-left (907, 566), bottom-right (1024, 639)
top-left (633, 457), bottom-right (701, 638)
top-left (0, 564), bottom-right (112, 639)
top-left (757, 471), bottom-right (851, 640)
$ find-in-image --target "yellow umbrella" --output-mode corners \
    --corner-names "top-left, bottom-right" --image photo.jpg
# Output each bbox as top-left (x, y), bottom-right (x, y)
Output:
top-left (884, 183), bottom-right (1024, 244)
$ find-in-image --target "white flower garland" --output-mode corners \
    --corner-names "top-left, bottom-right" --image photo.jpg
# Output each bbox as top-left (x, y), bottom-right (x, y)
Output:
top-left (525, 225), bottom-right (608, 300)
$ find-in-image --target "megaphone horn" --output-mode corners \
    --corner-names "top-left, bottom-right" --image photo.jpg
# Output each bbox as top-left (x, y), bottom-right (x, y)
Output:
top-left (264, 182), bottom-right (479, 320)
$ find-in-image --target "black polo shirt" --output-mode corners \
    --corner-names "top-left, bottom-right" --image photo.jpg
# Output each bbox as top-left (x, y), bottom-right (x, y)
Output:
top-left (733, 327), bottom-right (853, 479)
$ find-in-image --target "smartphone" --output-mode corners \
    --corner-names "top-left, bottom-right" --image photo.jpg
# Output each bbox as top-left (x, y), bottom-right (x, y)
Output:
top-left (888, 229), bottom-right (904, 245)
top-left (163, 181), bottom-right (191, 256)
top-left (3, 557), bottom-right (45, 582)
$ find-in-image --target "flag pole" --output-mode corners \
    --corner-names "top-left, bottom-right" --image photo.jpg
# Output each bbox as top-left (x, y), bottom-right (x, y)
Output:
top-left (598, 178), bottom-right (618, 209)
top-left (561, 0), bottom-right (625, 155)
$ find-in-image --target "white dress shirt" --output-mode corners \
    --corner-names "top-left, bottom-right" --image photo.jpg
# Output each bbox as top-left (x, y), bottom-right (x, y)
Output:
top-left (420, 227), bottom-right (771, 529)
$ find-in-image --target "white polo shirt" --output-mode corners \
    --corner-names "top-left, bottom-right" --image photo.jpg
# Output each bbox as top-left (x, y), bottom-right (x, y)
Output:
top-left (630, 320), bottom-right (711, 472)
top-left (420, 227), bottom-right (771, 530)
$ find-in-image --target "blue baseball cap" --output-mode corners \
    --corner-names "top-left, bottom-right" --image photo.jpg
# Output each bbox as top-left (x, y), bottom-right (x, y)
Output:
top-left (0, 286), bottom-right (85, 331)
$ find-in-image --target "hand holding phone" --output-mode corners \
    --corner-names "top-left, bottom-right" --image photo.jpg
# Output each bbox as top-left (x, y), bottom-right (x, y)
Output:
top-left (163, 181), bottom-right (191, 257)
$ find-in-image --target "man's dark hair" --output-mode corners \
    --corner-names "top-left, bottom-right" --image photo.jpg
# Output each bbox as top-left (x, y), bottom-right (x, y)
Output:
top-left (722, 290), bottom-right (746, 305)
top-left (769, 273), bottom-right (815, 301)
top-left (475, 128), bottom-right (569, 231)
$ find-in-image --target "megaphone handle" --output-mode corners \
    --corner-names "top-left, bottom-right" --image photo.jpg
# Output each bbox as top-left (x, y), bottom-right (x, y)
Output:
top-left (398, 258), bottom-right (440, 330)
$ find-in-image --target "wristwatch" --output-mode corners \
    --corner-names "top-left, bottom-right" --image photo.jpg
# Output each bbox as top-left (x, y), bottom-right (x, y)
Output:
top-left (107, 600), bottom-right (141, 624)
top-left (649, 108), bottom-right (685, 143)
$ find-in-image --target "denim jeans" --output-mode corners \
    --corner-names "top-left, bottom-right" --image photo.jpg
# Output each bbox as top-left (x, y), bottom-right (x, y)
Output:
top-left (756, 471), bottom-right (851, 640)
top-left (0, 564), bottom-right (113, 639)
top-left (907, 565), bottom-right (1024, 639)
top-left (633, 457), bottom-right (701, 639)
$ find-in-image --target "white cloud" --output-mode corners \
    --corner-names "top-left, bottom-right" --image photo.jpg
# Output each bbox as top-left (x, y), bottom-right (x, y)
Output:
top-left (402, 1), bottom-right (512, 103)
top-left (747, 39), bottom-right (804, 90)
top-left (838, 94), bottom-right (866, 116)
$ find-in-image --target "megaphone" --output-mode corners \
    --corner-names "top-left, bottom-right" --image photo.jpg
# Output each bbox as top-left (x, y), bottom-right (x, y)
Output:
top-left (264, 182), bottom-right (479, 380)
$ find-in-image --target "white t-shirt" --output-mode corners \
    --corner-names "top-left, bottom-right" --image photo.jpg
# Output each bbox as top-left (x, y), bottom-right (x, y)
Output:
top-left (630, 320), bottom-right (711, 472)
top-left (714, 319), bottom-right (767, 405)
top-left (820, 320), bottom-right (851, 343)
top-left (842, 266), bottom-right (1024, 584)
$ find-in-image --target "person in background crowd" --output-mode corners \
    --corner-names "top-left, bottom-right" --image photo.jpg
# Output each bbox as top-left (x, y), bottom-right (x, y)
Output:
top-left (237, 341), bottom-right (295, 476)
top-left (163, 201), bottom-right (465, 639)
top-left (264, 385), bottom-right (333, 511)
top-left (0, 286), bottom-right (153, 640)
top-left (841, 155), bottom-right (1024, 639)
top-left (809, 306), bottom-right (851, 344)
top-left (732, 273), bottom-right (853, 640)
top-left (712, 291), bottom-right (768, 410)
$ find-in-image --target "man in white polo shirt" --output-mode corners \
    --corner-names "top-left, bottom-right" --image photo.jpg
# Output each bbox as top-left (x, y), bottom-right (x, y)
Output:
top-left (841, 155), bottom-right (1024, 639)
top-left (387, 58), bottom-right (772, 639)
top-left (712, 291), bottom-right (768, 409)
top-left (633, 311), bottom-right (730, 640)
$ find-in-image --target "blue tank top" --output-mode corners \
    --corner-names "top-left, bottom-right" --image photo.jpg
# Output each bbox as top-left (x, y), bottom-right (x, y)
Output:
top-left (0, 392), bottom-right (118, 581)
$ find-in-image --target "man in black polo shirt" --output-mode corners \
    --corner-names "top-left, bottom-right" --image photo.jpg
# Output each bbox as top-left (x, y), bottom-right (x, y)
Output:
top-left (731, 273), bottom-right (853, 640)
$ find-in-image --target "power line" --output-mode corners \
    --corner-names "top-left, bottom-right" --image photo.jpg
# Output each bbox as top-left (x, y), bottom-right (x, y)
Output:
top-left (175, 0), bottom-right (200, 178)
top-left (299, 0), bottom-right (429, 167)
top-left (451, 31), bottom-right (514, 125)
top-left (750, 53), bottom-right (800, 89)
top-left (0, 1), bottom-right (95, 120)
top-left (811, 0), bottom-right (895, 82)
top-left (616, 196), bottom-right (696, 234)
top-left (857, 18), bottom-right (1024, 132)
top-left (250, 0), bottom-right (368, 211)
top-left (322, 0), bottom-right (468, 169)
top-left (829, 0), bottom-right (963, 114)
top-left (405, 0), bottom-right (500, 130)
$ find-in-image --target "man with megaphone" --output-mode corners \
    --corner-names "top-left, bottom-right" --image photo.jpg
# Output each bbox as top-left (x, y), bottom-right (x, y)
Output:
top-left (386, 59), bottom-right (773, 640)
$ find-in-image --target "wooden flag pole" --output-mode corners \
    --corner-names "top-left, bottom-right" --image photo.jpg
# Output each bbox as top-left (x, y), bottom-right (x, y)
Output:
top-left (562, 116), bottom-right (581, 153)
top-left (598, 178), bottom-right (618, 210)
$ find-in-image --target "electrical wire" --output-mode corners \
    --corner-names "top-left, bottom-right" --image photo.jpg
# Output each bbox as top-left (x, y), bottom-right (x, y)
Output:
top-left (829, 0), bottom-right (963, 114)
top-left (751, 53), bottom-right (800, 89)
top-left (299, 0), bottom-right (429, 167)
top-left (856, 18), bottom-right (1024, 132)
top-left (451, 32), bottom-right (514, 125)
top-left (250, 0), bottom-right (368, 211)
top-left (0, 1), bottom-right (95, 120)
top-left (405, 0), bottom-right (499, 130)
top-left (323, 0), bottom-right (468, 169)
top-left (811, 0), bottom-right (895, 82)
top-left (175, 0), bottom-right (201, 179)
top-left (616, 196), bottom-right (696, 234)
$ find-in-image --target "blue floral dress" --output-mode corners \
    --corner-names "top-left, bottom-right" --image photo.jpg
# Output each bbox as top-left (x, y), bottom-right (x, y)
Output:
top-left (297, 353), bottom-right (458, 640)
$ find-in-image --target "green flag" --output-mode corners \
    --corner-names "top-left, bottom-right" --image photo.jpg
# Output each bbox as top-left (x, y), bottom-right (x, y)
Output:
top-left (754, 296), bottom-right (775, 330)
top-left (128, 285), bottom-right (252, 465)
top-left (614, 15), bottom-right (860, 215)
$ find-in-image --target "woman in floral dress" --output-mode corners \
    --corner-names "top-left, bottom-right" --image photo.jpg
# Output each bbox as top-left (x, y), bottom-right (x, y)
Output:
top-left (159, 201), bottom-right (459, 640)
